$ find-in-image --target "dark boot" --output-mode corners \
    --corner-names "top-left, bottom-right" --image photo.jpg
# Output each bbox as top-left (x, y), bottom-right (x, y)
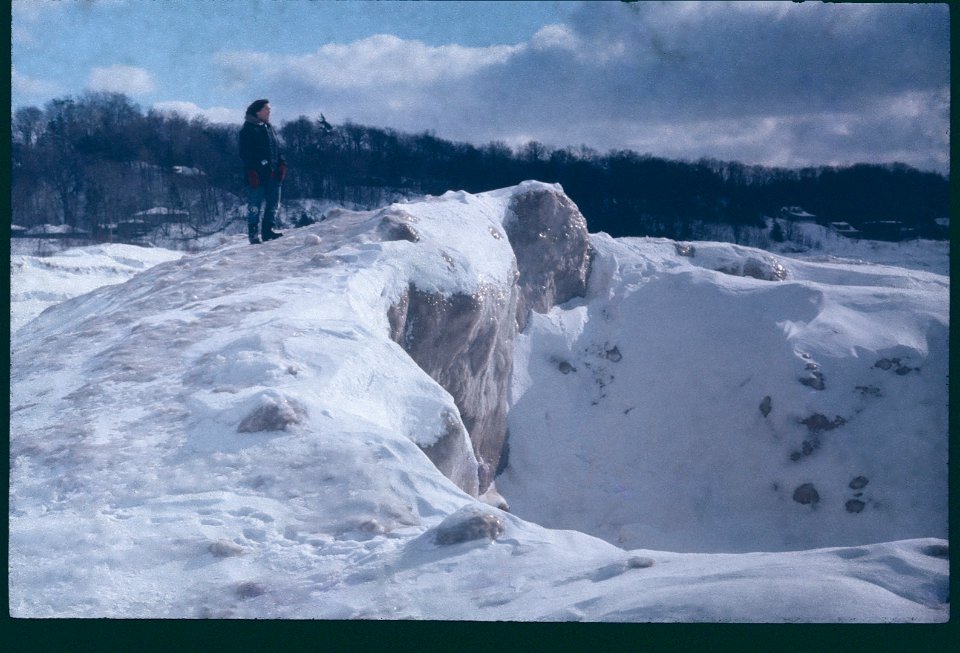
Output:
top-left (261, 219), bottom-right (283, 241)
top-left (248, 224), bottom-right (262, 245)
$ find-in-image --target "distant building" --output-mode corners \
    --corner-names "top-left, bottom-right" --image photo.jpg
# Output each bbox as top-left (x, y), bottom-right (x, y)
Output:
top-left (133, 207), bottom-right (190, 222)
top-left (829, 222), bottom-right (860, 239)
top-left (859, 221), bottom-right (917, 242)
top-left (24, 224), bottom-right (90, 238)
top-left (779, 206), bottom-right (817, 222)
top-left (114, 219), bottom-right (151, 240)
top-left (108, 207), bottom-right (190, 240)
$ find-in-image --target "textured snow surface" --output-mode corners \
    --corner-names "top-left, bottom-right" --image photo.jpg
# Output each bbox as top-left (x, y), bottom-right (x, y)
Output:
top-left (500, 235), bottom-right (948, 554)
top-left (9, 183), bottom-right (949, 621)
top-left (10, 243), bottom-right (184, 333)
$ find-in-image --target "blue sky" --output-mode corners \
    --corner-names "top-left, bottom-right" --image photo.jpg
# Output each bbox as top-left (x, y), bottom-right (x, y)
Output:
top-left (12, 1), bottom-right (950, 174)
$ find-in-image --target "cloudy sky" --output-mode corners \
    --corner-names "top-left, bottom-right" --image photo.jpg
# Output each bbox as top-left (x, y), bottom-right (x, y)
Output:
top-left (12, 0), bottom-right (950, 173)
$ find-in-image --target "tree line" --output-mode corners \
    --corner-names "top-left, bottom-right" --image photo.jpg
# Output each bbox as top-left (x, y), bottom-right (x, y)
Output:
top-left (11, 92), bottom-right (949, 243)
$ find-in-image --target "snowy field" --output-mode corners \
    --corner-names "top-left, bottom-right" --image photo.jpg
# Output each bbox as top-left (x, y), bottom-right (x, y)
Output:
top-left (767, 220), bottom-right (950, 276)
top-left (10, 243), bottom-right (184, 333)
top-left (8, 183), bottom-right (949, 622)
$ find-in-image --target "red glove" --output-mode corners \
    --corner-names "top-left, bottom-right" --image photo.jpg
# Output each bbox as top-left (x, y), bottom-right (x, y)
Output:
top-left (246, 169), bottom-right (260, 188)
top-left (278, 162), bottom-right (287, 182)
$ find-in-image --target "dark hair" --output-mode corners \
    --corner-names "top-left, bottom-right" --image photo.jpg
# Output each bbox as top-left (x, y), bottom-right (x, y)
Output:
top-left (245, 99), bottom-right (270, 117)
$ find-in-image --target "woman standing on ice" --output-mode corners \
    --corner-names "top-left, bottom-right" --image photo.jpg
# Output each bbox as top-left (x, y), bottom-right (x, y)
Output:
top-left (239, 99), bottom-right (286, 244)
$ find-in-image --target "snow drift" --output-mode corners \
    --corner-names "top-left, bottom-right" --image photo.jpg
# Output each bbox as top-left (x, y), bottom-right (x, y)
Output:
top-left (10, 243), bottom-right (184, 333)
top-left (9, 182), bottom-right (948, 621)
top-left (501, 235), bottom-right (948, 553)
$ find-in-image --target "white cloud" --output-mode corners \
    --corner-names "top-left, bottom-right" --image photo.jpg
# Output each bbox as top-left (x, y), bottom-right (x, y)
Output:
top-left (219, 34), bottom-right (522, 92)
top-left (151, 101), bottom-right (240, 124)
top-left (212, 2), bottom-right (948, 174)
top-left (531, 24), bottom-right (579, 52)
top-left (88, 65), bottom-right (156, 95)
top-left (12, 0), bottom-right (60, 46)
top-left (12, 68), bottom-right (60, 98)
top-left (12, 0), bottom-right (60, 23)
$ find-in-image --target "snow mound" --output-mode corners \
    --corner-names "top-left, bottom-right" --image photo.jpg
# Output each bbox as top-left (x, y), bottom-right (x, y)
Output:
top-left (500, 233), bottom-right (948, 554)
top-left (9, 183), bottom-right (948, 621)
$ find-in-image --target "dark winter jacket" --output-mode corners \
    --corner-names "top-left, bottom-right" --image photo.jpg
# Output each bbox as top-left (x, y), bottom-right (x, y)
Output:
top-left (239, 116), bottom-right (284, 184)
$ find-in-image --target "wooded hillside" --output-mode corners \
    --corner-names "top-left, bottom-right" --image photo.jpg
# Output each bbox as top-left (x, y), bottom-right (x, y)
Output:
top-left (11, 92), bottom-right (949, 243)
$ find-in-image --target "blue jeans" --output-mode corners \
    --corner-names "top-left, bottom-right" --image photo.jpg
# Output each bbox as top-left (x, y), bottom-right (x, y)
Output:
top-left (247, 178), bottom-right (282, 231)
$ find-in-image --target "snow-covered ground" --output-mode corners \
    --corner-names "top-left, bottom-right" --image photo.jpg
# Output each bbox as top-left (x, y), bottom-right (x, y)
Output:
top-left (10, 243), bottom-right (184, 333)
top-left (501, 236), bottom-right (948, 554)
top-left (8, 183), bottom-right (949, 621)
top-left (767, 220), bottom-right (949, 276)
